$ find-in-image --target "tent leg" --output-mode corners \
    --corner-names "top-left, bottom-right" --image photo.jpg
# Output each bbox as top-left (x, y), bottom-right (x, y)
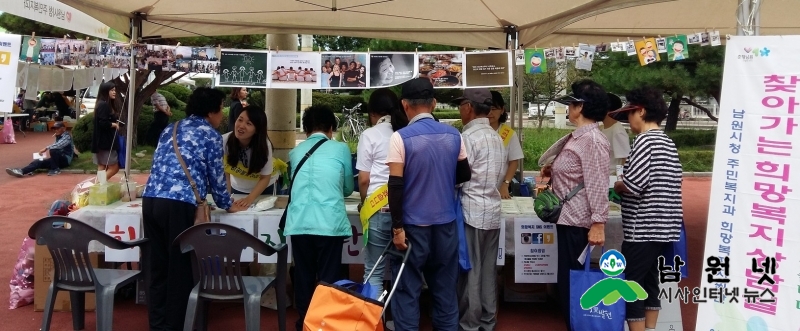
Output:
top-left (124, 16), bottom-right (141, 179)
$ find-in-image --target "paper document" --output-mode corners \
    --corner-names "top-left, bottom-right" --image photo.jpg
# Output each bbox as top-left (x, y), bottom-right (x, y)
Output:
top-left (33, 152), bottom-right (44, 161)
top-left (501, 199), bottom-right (520, 214)
top-left (577, 245), bottom-right (595, 264)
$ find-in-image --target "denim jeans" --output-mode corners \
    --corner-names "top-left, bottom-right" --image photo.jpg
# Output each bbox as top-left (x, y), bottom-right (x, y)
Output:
top-left (363, 212), bottom-right (392, 294)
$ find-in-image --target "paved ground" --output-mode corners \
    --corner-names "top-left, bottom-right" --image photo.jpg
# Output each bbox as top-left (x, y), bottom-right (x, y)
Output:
top-left (0, 131), bottom-right (711, 331)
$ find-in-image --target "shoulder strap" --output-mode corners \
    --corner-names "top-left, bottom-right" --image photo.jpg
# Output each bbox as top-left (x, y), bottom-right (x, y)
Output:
top-left (278, 138), bottom-right (328, 229)
top-left (562, 182), bottom-right (585, 202)
top-left (171, 121), bottom-right (203, 204)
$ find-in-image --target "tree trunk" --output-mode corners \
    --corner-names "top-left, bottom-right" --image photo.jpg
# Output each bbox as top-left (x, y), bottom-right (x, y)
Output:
top-left (681, 96), bottom-right (719, 122)
top-left (112, 70), bottom-right (188, 149)
top-left (664, 92), bottom-right (683, 132)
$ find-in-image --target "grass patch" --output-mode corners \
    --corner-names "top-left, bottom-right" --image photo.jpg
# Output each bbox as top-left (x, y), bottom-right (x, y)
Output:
top-left (67, 145), bottom-right (155, 172)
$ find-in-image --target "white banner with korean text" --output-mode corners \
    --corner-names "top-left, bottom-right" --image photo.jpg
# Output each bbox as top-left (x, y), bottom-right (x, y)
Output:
top-left (696, 35), bottom-right (800, 331)
top-left (1, 0), bottom-right (128, 41)
top-left (0, 35), bottom-right (22, 113)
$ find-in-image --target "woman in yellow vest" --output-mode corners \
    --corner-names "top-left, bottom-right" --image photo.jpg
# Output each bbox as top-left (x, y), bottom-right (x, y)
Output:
top-left (222, 106), bottom-right (277, 208)
top-left (489, 91), bottom-right (525, 198)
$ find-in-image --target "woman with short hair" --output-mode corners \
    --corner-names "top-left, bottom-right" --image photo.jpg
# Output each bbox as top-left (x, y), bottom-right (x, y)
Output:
top-left (286, 105), bottom-right (355, 331)
top-left (488, 90), bottom-right (524, 199)
top-left (142, 87), bottom-right (246, 331)
top-left (609, 86), bottom-right (684, 331)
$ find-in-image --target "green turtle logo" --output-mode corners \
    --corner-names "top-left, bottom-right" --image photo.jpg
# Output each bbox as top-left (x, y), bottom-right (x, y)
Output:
top-left (580, 249), bottom-right (648, 310)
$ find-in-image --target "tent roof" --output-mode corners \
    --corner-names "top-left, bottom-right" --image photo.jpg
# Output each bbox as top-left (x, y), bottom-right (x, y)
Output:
top-left (532, 0), bottom-right (798, 47)
top-left (59, 0), bottom-right (672, 48)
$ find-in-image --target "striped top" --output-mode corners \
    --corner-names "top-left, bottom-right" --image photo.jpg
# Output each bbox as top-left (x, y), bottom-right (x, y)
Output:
top-left (621, 130), bottom-right (684, 242)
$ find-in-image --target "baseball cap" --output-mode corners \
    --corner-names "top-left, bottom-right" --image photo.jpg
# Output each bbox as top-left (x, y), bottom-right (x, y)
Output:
top-left (400, 78), bottom-right (435, 100)
top-left (52, 122), bottom-right (66, 129)
top-left (452, 88), bottom-right (493, 106)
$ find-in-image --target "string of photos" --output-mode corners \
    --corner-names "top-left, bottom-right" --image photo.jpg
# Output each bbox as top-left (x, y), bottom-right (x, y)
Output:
top-left (515, 31), bottom-right (724, 74)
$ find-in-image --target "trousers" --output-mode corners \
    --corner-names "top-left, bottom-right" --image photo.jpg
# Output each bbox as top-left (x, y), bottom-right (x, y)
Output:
top-left (22, 149), bottom-right (69, 174)
top-left (458, 224), bottom-right (500, 331)
top-left (290, 234), bottom-right (346, 331)
top-left (556, 224), bottom-right (589, 331)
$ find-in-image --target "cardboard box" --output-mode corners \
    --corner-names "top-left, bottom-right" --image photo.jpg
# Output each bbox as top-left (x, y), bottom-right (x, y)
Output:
top-left (89, 183), bottom-right (121, 206)
top-left (34, 244), bottom-right (97, 312)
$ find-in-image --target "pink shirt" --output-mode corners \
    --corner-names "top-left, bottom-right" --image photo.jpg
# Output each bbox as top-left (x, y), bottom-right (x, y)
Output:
top-left (551, 123), bottom-right (610, 228)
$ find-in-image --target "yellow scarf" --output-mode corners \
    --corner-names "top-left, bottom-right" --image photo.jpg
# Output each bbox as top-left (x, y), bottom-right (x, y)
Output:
top-left (223, 160), bottom-right (260, 180)
top-left (498, 123), bottom-right (514, 147)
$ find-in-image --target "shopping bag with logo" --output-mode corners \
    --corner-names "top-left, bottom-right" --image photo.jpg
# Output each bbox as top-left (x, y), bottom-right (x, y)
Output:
top-left (570, 247), bottom-right (626, 331)
top-left (661, 221), bottom-right (689, 279)
top-left (454, 190), bottom-right (471, 273)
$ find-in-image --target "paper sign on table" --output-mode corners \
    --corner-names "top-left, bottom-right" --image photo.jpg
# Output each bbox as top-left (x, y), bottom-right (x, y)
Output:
top-left (501, 199), bottom-right (520, 214)
top-left (513, 217), bottom-right (558, 283)
top-left (104, 214), bottom-right (142, 262)
top-left (256, 215), bottom-right (292, 263)
top-left (217, 214), bottom-right (255, 262)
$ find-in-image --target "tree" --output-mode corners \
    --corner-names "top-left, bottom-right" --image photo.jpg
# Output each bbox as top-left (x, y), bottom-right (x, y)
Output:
top-left (590, 45), bottom-right (724, 131)
top-left (522, 60), bottom-right (589, 128)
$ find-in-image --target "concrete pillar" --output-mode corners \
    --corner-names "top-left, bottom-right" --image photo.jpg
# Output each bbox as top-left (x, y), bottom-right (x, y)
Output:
top-left (299, 35), bottom-right (314, 130)
top-left (265, 34), bottom-right (299, 161)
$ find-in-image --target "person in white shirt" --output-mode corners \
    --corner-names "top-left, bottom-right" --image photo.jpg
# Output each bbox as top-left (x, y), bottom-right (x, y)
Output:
top-left (488, 91), bottom-right (524, 198)
top-left (455, 88), bottom-right (505, 331)
top-left (602, 93), bottom-right (632, 176)
top-left (222, 107), bottom-right (277, 208)
top-left (356, 88), bottom-right (409, 294)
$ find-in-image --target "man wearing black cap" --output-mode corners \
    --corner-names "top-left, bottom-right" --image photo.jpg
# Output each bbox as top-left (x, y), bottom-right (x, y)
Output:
top-left (385, 78), bottom-right (472, 331)
top-left (454, 88), bottom-right (505, 331)
top-left (6, 122), bottom-right (74, 177)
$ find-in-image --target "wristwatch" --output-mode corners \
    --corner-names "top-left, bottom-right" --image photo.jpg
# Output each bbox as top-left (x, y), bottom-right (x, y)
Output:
top-left (503, 180), bottom-right (511, 185)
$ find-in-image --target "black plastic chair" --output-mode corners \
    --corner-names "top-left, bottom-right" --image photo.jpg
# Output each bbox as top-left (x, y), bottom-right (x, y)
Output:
top-left (174, 223), bottom-right (288, 331)
top-left (28, 216), bottom-right (148, 331)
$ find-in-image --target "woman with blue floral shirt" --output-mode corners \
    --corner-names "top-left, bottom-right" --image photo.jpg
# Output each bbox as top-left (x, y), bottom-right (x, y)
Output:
top-left (142, 87), bottom-right (246, 331)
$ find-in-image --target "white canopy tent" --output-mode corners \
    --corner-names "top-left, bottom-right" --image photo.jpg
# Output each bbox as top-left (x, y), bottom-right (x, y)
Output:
top-left (59, 0), bottom-right (673, 49)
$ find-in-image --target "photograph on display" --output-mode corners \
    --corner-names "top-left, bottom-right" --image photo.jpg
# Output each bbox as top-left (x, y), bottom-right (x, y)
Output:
top-left (321, 53), bottom-right (367, 89)
top-left (554, 47), bottom-right (566, 63)
top-left (87, 40), bottom-right (99, 55)
top-left (464, 51), bottom-right (512, 88)
top-left (575, 44), bottom-right (595, 71)
top-left (524, 49), bottom-right (547, 74)
top-left (369, 53), bottom-right (416, 88)
top-left (192, 47), bottom-right (218, 61)
top-left (193, 61), bottom-right (219, 74)
top-left (174, 46), bottom-right (193, 60)
top-left (625, 41), bottom-right (637, 56)
top-left (564, 46), bottom-right (576, 58)
top-left (418, 52), bottom-right (463, 88)
top-left (666, 35), bottom-right (689, 61)
top-left (156, 46), bottom-right (177, 71)
top-left (543, 48), bottom-right (555, 59)
top-left (610, 42), bottom-right (625, 52)
top-left (687, 33), bottom-right (701, 44)
top-left (514, 50), bottom-right (524, 66)
top-left (40, 39), bottom-right (56, 66)
top-left (20, 36), bottom-right (41, 63)
top-left (218, 49), bottom-right (269, 88)
top-left (70, 40), bottom-right (87, 66)
top-left (710, 31), bottom-right (721, 46)
top-left (269, 52), bottom-right (321, 88)
top-left (594, 43), bottom-right (608, 53)
top-left (635, 38), bottom-right (660, 66)
top-left (656, 38), bottom-right (668, 53)
top-left (700, 32), bottom-right (710, 46)
top-left (175, 59), bottom-right (192, 73)
top-left (55, 39), bottom-right (70, 65)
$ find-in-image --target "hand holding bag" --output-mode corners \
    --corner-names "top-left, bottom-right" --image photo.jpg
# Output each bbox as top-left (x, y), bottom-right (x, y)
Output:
top-left (171, 121), bottom-right (210, 224)
top-left (534, 180), bottom-right (584, 224)
top-left (570, 246), bottom-right (626, 331)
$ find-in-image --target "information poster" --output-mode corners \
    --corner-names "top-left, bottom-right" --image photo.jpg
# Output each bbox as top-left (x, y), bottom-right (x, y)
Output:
top-left (513, 217), bottom-right (557, 283)
top-left (695, 35), bottom-right (800, 331)
top-left (418, 52), bottom-right (463, 88)
top-left (217, 49), bottom-right (269, 88)
top-left (268, 51), bottom-right (321, 89)
top-left (256, 215), bottom-right (292, 264)
top-left (463, 51), bottom-right (512, 88)
top-left (0, 34), bottom-right (22, 113)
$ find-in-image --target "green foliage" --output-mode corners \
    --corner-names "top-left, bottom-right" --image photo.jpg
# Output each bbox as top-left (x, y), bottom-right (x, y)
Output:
top-left (521, 128), bottom-right (572, 171)
top-left (155, 90), bottom-right (181, 109)
top-left (311, 92), bottom-right (364, 113)
top-left (678, 150), bottom-right (715, 172)
top-left (159, 84), bottom-right (192, 103)
top-left (72, 114), bottom-right (94, 153)
top-left (433, 111), bottom-right (461, 120)
top-left (194, 78), bottom-right (213, 87)
top-left (666, 130), bottom-right (716, 149)
top-left (72, 106), bottom-right (189, 151)
top-left (451, 120), bottom-right (464, 132)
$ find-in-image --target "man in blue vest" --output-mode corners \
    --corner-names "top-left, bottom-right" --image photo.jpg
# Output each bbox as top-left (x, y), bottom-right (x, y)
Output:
top-left (386, 78), bottom-right (472, 331)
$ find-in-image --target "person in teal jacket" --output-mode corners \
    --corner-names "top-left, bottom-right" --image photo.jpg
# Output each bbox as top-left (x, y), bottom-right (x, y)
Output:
top-left (285, 104), bottom-right (354, 331)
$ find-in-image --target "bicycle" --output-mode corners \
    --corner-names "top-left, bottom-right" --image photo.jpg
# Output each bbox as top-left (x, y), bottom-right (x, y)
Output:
top-left (338, 103), bottom-right (367, 143)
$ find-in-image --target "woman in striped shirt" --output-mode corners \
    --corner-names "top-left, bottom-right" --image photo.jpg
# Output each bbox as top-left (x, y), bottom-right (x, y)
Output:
top-left (610, 86), bottom-right (684, 331)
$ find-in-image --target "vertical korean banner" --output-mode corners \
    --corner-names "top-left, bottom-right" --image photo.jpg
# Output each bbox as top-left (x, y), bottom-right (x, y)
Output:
top-left (696, 36), bottom-right (800, 331)
top-left (0, 34), bottom-right (22, 113)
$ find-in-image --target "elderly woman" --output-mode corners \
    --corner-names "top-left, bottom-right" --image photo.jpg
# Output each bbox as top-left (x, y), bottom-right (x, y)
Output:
top-left (539, 79), bottom-right (611, 331)
top-left (609, 86), bottom-right (684, 331)
top-left (142, 87), bottom-right (246, 331)
top-left (285, 105), bottom-right (354, 331)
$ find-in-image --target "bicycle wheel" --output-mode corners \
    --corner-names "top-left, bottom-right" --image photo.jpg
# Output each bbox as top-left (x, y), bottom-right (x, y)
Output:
top-left (340, 123), bottom-right (358, 143)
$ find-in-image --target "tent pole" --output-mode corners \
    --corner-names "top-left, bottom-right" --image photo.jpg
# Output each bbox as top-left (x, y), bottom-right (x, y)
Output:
top-left (505, 25), bottom-right (523, 183)
top-left (124, 15), bottom-right (141, 179)
top-left (753, 0), bottom-right (760, 36)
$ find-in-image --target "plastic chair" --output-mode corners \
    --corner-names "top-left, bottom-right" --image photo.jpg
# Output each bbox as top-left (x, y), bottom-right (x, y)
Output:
top-left (28, 216), bottom-right (148, 331)
top-left (174, 223), bottom-right (288, 331)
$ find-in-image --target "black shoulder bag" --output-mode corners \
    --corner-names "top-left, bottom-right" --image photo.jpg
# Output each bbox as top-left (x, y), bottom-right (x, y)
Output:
top-left (278, 139), bottom-right (328, 234)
